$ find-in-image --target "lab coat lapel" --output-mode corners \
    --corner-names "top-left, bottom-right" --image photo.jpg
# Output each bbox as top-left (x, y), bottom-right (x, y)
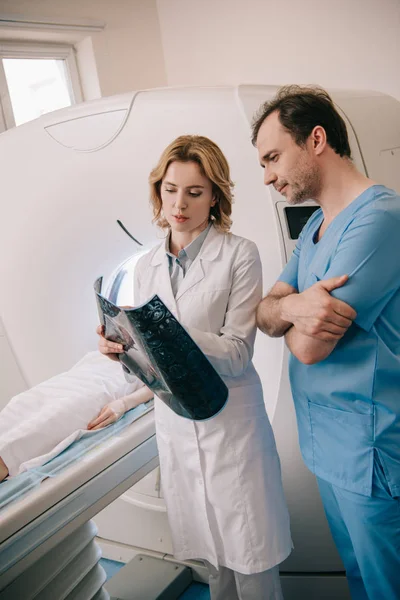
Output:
top-left (175, 226), bottom-right (223, 301)
top-left (175, 259), bottom-right (205, 300)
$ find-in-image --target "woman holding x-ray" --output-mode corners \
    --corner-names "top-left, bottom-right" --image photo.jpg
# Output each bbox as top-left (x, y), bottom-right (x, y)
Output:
top-left (96, 135), bottom-right (292, 600)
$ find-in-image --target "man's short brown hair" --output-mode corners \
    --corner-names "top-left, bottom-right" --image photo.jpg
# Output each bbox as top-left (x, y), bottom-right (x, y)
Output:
top-left (251, 85), bottom-right (351, 158)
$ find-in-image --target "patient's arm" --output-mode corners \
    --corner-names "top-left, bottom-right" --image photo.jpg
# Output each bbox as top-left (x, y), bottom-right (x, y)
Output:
top-left (0, 456), bottom-right (8, 482)
top-left (87, 385), bottom-right (153, 430)
top-left (0, 384), bottom-right (152, 481)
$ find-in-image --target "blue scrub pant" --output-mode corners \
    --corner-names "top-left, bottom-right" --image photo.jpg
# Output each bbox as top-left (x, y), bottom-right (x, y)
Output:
top-left (317, 457), bottom-right (400, 600)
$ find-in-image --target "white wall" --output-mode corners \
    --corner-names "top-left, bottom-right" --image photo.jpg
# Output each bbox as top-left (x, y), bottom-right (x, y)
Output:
top-left (0, 0), bottom-right (167, 97)
top-left (2, 0), bottom-right (398, 100)
top-left (157, 0), bottom-right (400, 101)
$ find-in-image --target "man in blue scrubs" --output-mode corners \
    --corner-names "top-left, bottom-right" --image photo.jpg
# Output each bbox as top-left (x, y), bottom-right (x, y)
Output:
top-left (254, 85), bottom-right (400, 600)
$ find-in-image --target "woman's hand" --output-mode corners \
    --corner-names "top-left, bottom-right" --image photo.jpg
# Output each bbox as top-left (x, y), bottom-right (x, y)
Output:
top-left (87, 397), bottom-right (126, 430)
top-left (0, 457), bottom-right (9, 482)
top-left (97, 325), bottom-right (124, 361)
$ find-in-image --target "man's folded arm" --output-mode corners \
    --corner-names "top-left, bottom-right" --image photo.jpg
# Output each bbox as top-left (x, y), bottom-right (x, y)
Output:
top-left (256, 281), bottom-right (298, 338)
top-left (284, 327), bottom-right (340, 365)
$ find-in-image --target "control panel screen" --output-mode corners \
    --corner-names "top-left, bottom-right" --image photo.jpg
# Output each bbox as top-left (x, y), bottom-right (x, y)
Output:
top-left (284, 206), bottom-right (320, 240)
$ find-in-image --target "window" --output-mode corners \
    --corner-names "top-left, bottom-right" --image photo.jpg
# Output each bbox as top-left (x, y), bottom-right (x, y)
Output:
top-left (0, 42), bottom-right (82, 131)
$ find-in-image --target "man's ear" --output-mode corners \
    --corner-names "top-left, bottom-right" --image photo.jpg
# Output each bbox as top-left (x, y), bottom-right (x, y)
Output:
top-left (311, 125), bottom-right (327, 156)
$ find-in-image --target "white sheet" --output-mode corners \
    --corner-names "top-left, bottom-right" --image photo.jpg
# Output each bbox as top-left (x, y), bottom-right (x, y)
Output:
top-left (0, 352), bottom-right (141, 476)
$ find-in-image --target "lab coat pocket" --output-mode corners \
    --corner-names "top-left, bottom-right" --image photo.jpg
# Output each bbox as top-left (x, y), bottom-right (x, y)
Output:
top-left (218, 384), bottom-right (267, 420)
top-left (308, 401), bottom-right (374, 496)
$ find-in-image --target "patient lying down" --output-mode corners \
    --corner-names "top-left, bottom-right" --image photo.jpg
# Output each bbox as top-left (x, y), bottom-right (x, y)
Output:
top-left (0, 352), bottom-right (152, 482)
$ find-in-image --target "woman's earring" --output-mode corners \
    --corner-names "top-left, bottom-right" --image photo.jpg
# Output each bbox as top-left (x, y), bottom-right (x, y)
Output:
top-left (210, 201), bottom-right (217, 221)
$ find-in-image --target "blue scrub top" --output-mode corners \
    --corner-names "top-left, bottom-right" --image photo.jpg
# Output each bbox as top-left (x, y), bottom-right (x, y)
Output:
top-left (279, 185), bottom-right (400, 497)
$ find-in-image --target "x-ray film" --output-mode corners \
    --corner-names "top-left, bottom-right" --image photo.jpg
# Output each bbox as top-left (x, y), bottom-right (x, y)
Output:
top-left (94, 277), bottom-right (228, 420)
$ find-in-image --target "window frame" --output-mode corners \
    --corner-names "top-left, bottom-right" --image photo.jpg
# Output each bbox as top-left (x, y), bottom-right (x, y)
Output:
top-left (0, 41), bottom-right (83, 131)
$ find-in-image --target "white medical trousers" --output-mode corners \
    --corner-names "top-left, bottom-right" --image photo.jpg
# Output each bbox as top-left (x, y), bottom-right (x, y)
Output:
top-left (206, 562), bottom-right (284, 600)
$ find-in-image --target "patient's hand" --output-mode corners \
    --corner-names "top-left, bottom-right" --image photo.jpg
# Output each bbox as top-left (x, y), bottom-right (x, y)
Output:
top-left (87, 397), bottom-right (126, 430)
top-left (87, 386), bottom-right (153, 431)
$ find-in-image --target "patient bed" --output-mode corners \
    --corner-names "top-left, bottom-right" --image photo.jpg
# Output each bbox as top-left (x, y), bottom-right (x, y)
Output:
top-left (0, 403), bottom-right (157, 599)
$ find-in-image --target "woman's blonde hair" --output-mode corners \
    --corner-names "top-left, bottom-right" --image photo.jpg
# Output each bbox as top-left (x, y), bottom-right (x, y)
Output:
top-left (149, 135), bottom-right (234, 233)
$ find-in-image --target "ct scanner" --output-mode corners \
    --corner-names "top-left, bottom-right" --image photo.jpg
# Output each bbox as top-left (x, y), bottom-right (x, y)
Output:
top-left (0, 85), bottom-right (399, 599)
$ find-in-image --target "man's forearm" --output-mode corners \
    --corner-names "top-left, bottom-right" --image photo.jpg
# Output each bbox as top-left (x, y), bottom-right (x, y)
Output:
top-left (285, 327), bottom-right (337, 365)
top-left (256, 293), bottom-right (295, 337)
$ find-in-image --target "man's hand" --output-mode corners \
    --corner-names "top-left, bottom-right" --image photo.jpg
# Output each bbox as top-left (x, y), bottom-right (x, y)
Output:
top-left (281, 275), bottom-right (357, 341)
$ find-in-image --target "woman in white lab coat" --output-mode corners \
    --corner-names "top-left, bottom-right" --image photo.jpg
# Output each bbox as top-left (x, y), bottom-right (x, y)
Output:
top-left (95, 135), bottom-right (292, 600)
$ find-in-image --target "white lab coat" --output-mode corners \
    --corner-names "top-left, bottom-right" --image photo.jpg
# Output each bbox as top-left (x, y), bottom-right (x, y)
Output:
top-left (134, 225), bottom-right (292, 574)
